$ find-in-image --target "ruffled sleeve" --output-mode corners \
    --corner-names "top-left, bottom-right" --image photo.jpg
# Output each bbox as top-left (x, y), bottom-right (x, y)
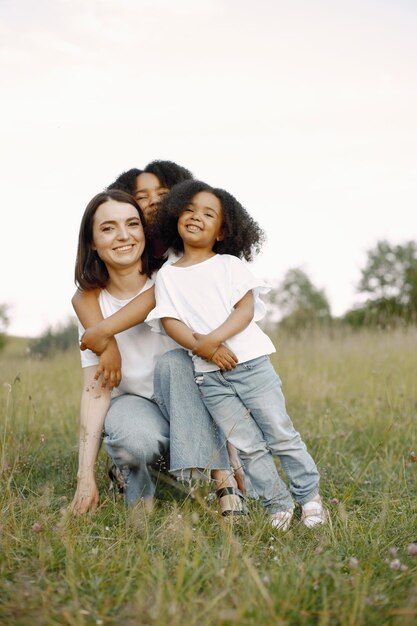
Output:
top-left (145, 269), bottom-right (181, 334)
top-left (228, 256), bottom-right (270, 322)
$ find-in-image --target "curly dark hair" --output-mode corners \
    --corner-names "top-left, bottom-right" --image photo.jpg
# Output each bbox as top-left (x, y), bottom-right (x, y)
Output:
top-left (75, 189), bottom-right (163, 291)
top-left (144, 160), bottom-right (193, 188)
top-left (106, 161), bottom-right (192, 195)
top-left (106, 168), bottom-right (143, 194)
top-left (151, 180), bottom-right (265, 262)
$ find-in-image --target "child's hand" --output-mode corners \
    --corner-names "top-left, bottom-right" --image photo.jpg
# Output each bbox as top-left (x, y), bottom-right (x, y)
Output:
top-left (80, 323), bottom-right (110, 355)
top-left (94, 338), bottom-right (122, 390)
top-left (211, 345), bottom-right (238, 371)
top-left (192, 332), bottom-right (222, 361)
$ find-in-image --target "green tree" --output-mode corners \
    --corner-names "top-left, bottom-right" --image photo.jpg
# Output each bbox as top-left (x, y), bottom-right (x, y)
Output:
top-left (358, 240), bottom-right (417, 304)
top-left (274, 268), bottom-right (331, 332)
top-left (344, 240), bottom-right (417, 327)
top-left (0, 304), bottom-right (9, 350)
top-left (29, 319), bottom-right (78, 357)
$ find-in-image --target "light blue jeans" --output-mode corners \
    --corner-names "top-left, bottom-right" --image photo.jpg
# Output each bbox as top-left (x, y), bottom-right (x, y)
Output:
top-left (104, 394), bottom-right (169, 505)
top-left (104, 349), bottom-right (230, 505)
top-left (153, 349), bottom-right (230, 476)
top-left (195, 355), bottom-right (320, 513)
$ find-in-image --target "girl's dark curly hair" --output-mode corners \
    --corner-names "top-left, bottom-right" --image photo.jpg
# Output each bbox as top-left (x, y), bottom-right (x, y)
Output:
top-left (151, 180), bottom-right (265, 262)
top-left (106, 168), bottom-right (143, 194)
top-left (144, 160), bottom-right (193, 188)
top-left (106, 161), bottom-right (193, 195)
top-left (75, 189), bottom-right (164, 291)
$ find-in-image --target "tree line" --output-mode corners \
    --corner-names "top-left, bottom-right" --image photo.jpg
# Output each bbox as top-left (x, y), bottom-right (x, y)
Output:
top-left (263, 239), bottom-right (417, 332)
top-left (1, 239), bottom-right (416, 354)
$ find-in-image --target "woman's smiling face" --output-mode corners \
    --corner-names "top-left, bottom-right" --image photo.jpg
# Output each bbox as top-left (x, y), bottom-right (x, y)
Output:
top-left (91, 199), bottom-right (146, 271)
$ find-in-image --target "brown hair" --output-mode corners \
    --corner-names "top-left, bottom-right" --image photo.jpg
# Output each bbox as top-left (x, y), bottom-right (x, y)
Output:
top-left (74, 189), bottom-right (161, 291)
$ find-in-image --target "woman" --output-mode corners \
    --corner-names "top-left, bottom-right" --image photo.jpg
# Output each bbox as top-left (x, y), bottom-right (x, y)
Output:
top-left (70, 187), bottom-right (244, 516)
top-left (72, 160), bottom-right (193, 386)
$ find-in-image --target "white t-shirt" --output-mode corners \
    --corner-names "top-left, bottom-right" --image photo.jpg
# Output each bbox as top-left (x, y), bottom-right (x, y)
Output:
top-left (79, 277), bottom-right (179, 399)
top-left (146, 254), bottom-right (276, 372)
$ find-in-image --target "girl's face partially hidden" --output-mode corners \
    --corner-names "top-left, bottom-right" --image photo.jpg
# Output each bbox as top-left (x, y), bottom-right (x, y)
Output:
top-left (133, 172), bottom-right (169, 223)
top-left (177, 191), bottom-right (223, 251)
top-left (91, 200), bottom-right (146, 271)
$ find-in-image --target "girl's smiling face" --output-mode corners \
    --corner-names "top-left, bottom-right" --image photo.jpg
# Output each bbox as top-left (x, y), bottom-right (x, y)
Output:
top-left (133, 172), bottom-right (169, 223)
top-left (91, 199), bottom-right (146, 270)
top-left (177, 191), bottom-right (223, 251)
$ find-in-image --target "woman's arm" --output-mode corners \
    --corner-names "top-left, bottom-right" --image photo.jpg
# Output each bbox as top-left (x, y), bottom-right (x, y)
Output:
top-left (80, 286), bottom-right (156, 354)
top-left (192, 291), bottom-right (254, 361)
top-left (73, 288), bottom-right (122, 388)
top-left (70, 366), bottom-right (111, 516)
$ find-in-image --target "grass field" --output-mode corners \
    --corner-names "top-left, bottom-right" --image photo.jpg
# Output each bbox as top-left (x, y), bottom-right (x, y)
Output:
top-left (1, 328), bottom-right (416, 625)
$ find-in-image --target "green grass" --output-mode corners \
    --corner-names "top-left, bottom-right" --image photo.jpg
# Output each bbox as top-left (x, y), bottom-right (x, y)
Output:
top-left (1, 328), bottom-right (417, 625)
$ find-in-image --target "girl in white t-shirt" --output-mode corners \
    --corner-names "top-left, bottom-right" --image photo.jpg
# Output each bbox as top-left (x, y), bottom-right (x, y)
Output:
top-left (144, 180), bottom-right (328, 530)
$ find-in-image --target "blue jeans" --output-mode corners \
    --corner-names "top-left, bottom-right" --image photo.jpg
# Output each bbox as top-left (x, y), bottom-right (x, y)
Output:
top-left (153, 349), bottom-right (230, 476)
top-left (104, 394), bottom-right (169, 505)
top-left (196, 356), bottom-right (320, 513)
top-left (104, 349), bottom-right (231, 505)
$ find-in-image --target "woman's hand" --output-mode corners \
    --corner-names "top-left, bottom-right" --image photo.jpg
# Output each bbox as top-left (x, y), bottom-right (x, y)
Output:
top-left (70, 476), bottom-right (99, 516)
top-left (211, 344), bottom-right (238, 371)
top-left (93, 338), bottom-right (122, 390)
top-left (80, 323), bottom-right (111, 355)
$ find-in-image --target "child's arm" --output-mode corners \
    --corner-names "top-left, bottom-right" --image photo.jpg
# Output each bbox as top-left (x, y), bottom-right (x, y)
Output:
top-left (73, 288), bottom-right (122, 389)
top-left (161, 317), bottom-right (198, 351)
top-left (80, 286), bottom-right (156, 355)
top-left (192, 291), bottom-right (254, 361)
top-left (70, 366), bottom-right (111, 516)
top-left (162, 318), bottom-right (238, 371)
top-left (72, 288), bottom-right (103, 328)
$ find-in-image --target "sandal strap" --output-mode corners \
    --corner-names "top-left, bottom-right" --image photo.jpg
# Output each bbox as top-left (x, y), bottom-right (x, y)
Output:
top-left (303, 511), bottom-right (323, 519)
top-left (302, 506), bottom-right (327, 520)
top-left (215, 486), bottom-right (244, 500)
top-left (222, 509), bottom-right (247, 517)
top-left (216, 487), bottom-right (247, 517)
top-left (108, 465), bottom-right (125, 494)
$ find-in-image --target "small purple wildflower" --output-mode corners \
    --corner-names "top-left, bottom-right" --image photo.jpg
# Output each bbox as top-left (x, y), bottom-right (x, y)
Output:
top-left (348, 557), bottom-right (359, 570)
top-left (407, 543), bottom-right (417, 556)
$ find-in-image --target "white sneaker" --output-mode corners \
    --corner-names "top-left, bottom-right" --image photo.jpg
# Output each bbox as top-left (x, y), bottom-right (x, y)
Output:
top-left (271, 508), bottom-right (294, 531)
top-left (301, 495), bottom-right (328, 528)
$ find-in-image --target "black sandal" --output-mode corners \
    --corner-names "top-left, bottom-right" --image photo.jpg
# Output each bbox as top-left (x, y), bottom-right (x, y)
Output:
top-left (216, 486), bottom-right (247, 517)
top-left (108, 464), bottom-right (126, 495)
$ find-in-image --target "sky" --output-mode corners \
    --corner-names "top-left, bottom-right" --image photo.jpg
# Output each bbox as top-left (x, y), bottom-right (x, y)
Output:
top-left (1, 0), bottom-right (416, 337)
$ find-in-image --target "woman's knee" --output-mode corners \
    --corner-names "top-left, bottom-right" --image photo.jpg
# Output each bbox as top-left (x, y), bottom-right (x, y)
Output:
top-left (154, 348), bottom-right (192, 379)
top-left (106, 428), bottom-right (168, 468)
top-left (104, 394), bottom-right (169, 467)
